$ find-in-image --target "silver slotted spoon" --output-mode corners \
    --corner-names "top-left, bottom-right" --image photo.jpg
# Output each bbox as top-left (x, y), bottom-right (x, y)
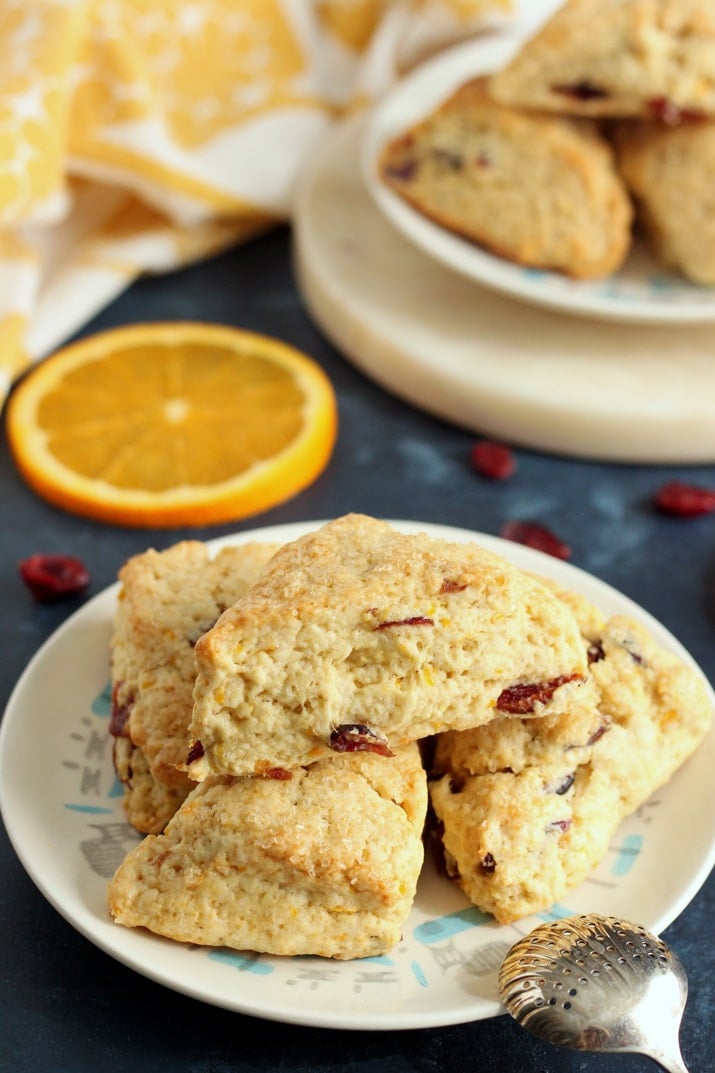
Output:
top-left (498, 913), bottom-right (691, 1073)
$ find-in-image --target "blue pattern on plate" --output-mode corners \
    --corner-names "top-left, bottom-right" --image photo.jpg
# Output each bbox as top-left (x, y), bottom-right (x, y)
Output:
top-left (612, 834), bottom-right (644, 876)
top-left (413, 906), bottom-right (491, 944)
top-left (91, 682), bottom-right (112, 716)
top-left (208, 950), bottom-right (274, 975)
top-left (537, 903), bottom-right (574, 922)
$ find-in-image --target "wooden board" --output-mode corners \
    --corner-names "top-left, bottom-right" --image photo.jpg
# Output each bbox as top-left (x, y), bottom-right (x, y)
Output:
top-left (293, 112), bottom-right (715, 463)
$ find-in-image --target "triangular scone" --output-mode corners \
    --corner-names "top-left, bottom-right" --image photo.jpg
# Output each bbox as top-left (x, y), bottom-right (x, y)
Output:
top-left (490, 0), bottom-right (715, 119)
top-left (110, 540), bottom-right (279, 833)
top-left (430, 613), bottom-right (713, 923)
top-left (379, 77), bottom-right (632, 279)
top-left (108, 745), bottom-right (427, 960)
top-left (615, 118), bottom-right (715, 284)
top-left (188, 514), bottom-right (590, 779)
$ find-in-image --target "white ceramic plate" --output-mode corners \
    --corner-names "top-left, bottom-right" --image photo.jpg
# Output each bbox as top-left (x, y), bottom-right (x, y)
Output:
top-left (361, 30), bottom-right (715, 324)
top-left (2, 519), bottom-right (714, 1030)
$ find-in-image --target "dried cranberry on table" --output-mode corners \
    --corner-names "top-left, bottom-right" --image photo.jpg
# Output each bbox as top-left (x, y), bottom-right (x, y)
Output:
top-left (500, 520), bottom-right (571, 560)
top-left (470, 440), bottom-right (516, 480)
top-left (18, 553), bottom-right (90, 603)
top-left (654, 480), bottom-right (715, 517)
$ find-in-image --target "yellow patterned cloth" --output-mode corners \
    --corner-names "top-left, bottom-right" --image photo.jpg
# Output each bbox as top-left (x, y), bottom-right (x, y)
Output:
top-left (0, 0), bottom-right (511, 400)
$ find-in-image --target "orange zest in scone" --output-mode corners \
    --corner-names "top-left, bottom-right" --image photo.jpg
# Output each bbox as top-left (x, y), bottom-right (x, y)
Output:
top-left (6, 322), bottom-right (337, 528)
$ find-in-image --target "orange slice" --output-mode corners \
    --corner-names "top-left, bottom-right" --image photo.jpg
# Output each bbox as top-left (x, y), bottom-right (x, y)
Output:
top-left (6, 322), bottom-right (337, 528)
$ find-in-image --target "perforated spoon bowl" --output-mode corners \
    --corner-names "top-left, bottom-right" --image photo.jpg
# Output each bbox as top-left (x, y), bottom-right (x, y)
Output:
top-left (498, 913), bottom-right (690, 1073)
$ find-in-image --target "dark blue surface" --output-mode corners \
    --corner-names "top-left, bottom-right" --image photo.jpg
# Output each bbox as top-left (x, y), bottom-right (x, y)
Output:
top-left (1, 227), bottom-right (713, 1072)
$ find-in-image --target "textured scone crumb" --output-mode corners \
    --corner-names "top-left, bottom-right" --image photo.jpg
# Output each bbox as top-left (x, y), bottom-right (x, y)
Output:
top-left (429, 612), bottom-right (713, 923)
top-left (379, 76), bottom-right (632, 279)
top-left (110, 539), bottom-right (279, 833)
top-left (489, 0), bottom-right (715, 119)
top-left (108, 744), bottom-right (427, 960)
top-left (112, 737), bottom-right (189, 836)
top-left (188, 514), bottom-right (590, 779)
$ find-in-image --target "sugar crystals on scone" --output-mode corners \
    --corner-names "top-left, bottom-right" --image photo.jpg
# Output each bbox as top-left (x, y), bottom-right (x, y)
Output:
top-left (108, 744), bottom-right (427, 960)
top-left (188, 514), bottom-right (591, 780)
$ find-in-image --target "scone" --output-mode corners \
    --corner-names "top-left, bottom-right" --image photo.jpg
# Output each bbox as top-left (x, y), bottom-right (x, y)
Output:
top-left (108, 744), bottom-right (427, 960)
top-left (188, 514), bottom-right (591, 779)
top-left (110, 539), bottom-right (279, 833)
top-left (615, 117), bottom-right (715, 284)
top-left (535, 573), bottom-right (607, 643)
top-left (429, 613), bottom-right (713, 923)
top-left (112, 738), bottom-right (189, 836)
top-left (378, 77), bottom-right (632, 278)
top-left (490, 0), bottom-right (715, 119)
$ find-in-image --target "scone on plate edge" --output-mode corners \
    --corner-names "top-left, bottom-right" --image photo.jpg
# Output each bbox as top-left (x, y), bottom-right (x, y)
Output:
top-left (110, 539), bottom-right (279, 833)
top-left (429, 612), bottom-right (713, 923)
top-left (108, 744), bottom-right (427, 960)
top-left (378, 76), bottom-right (632, 279)
top-left (615, 117), bottom-right (715, 285)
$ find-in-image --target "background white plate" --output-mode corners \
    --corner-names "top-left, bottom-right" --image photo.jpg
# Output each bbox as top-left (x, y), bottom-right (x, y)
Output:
top-left (1, 519), bottom-right (714, 1030)
top-left (361, 32), bottom-right (715, 324)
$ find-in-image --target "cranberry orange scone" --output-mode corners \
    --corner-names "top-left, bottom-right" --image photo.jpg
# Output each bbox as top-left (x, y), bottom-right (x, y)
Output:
top-left (489, 0), bottom-right (715, 120)
top-left (188, 514), bottom-right (591, 780)
top-left (615, 118), bottom-right (715, 285)
top-left (378, 77), bottom-right (632, 279)
top-left (108, 744), bottom-right (427, 960)
top-left (429, 613), bottom-right (713, 923)
top-left (110, 539), bottom-right (279, 833)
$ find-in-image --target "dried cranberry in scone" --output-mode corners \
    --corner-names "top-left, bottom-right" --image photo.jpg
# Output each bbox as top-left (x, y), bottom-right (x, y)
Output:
top-left (430, 607), bottom-right (712, 924)
top-left (495, 674), bottom-right (584, 714)
top-left (329, 724), bottom-right (393, 757)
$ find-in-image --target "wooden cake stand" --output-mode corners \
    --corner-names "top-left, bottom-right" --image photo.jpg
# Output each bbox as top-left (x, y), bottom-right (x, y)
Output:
top-left (293, 112), bottom-right (715, 464)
